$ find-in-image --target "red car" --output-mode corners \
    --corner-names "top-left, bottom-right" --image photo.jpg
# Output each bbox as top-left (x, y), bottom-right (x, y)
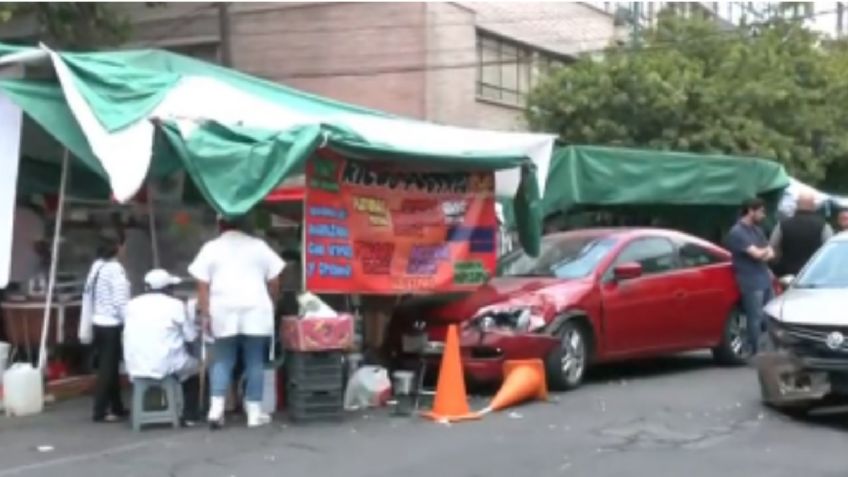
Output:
top-left (387, 228), bottom-right (746, 390)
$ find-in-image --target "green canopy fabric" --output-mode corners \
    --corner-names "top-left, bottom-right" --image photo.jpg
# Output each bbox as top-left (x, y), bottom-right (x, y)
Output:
top-left (544, 145), bottom-right (789, 212)
top-left (0, 43), bottom-right (549, 255)
top-left (0, 79), bottom-right (103, 176)
top-left (155, 120), bottom-right (541, 252)
top-left (156, 121), bottom-right (324, 217)
top-left (502, 145), bottom-right (790, 243)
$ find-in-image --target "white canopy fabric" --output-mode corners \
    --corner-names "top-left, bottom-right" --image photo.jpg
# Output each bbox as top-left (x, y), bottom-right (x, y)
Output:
top-left (9, 45), bottom-right (555, 204)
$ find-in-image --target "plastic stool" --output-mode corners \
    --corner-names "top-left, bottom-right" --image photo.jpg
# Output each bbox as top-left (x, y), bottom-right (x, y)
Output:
top-left (131, 376), bottom-right (183, 432)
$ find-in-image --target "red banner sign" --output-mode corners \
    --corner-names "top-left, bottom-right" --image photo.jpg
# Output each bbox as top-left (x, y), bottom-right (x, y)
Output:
top-left (304, 151), bottom-right (497, 294)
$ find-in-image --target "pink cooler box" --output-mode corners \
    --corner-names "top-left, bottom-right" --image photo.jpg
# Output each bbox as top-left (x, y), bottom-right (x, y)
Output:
top-left (281, 314), bottom-right (354, 352)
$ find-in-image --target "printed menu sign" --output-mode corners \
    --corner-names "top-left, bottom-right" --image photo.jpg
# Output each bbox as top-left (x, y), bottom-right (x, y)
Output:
top-left (304, 151), bottom-right (497, 294)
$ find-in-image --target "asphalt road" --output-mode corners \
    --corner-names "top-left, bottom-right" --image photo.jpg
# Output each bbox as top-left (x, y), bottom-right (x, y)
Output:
top-left (1, 353), bottom-right (847, 477)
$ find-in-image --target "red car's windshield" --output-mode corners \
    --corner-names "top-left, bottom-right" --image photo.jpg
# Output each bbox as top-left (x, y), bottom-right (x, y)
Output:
top-left (500, 235), bottom-right (618, 279)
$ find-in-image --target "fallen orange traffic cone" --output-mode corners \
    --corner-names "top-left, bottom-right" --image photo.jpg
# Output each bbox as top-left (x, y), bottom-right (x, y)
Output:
top-left (478, 359), bottom-right (548, 416)
top-left (422, 324), bottom-right (479, 423)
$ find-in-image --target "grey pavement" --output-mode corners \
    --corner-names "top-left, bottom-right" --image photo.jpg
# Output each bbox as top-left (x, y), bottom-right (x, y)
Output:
top-left (1, 352), bottom-right (847, 477)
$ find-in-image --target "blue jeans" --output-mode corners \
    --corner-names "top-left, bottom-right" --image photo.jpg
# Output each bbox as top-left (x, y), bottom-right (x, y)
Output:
top-left (210, 335), bottom-right (268, 402)
top-left (740, 287), bottom-right (774, 355)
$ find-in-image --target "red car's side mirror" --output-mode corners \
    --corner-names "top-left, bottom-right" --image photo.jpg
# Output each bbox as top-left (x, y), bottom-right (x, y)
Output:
top-left (614, 262), bottom-right (643, 281)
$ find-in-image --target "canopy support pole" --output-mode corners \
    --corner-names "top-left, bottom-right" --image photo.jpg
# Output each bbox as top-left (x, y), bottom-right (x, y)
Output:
top-left (147, 183), bottom-right (160, 268)
top-left (37, 149), bottom-right (70, 372)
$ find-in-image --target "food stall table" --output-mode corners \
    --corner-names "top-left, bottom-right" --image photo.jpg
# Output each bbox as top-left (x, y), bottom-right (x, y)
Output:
top-left (1, 297), bottom-right (81, 360)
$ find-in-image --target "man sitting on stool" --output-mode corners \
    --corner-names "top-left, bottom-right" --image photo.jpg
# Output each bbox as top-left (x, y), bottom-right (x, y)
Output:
top-left (124, 269), bottom-right (201, 425)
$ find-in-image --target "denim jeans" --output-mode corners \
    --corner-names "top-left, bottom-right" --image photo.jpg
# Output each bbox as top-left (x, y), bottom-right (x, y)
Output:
top-left (739, 287), bottom-right (774, 355)
top-left (210, 335), bottom-right (268, 402)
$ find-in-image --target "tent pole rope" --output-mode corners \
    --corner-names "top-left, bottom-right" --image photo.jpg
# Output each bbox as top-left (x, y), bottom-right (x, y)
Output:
top-left (37, 148), bottom-right (70, 372)
top-left (147, 183), bottom-right (160, 268)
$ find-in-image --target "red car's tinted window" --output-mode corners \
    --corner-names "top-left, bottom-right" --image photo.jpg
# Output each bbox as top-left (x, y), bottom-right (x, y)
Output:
top-left (615, 237), bottom-right (678, 274)
top-left (679, 242), bottom-right (725, 268)
top-left (500, 235), bottom-right (618, 279)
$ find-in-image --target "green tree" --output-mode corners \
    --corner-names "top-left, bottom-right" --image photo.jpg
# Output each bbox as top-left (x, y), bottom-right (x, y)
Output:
top-left (0, 3), bottom-right (138, 49)
top-left (526, 15), bottom-right (848, 186)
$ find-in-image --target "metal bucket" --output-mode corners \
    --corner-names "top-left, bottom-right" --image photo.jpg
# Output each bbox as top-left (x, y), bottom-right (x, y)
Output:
top-left (392, 371), bottom-right (415, 395)
top-left (392, 370), bottom-right (416, 416)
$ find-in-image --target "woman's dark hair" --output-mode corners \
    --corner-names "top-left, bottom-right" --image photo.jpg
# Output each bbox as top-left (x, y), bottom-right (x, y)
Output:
top-left (96, 232), bottom-right (125, 259)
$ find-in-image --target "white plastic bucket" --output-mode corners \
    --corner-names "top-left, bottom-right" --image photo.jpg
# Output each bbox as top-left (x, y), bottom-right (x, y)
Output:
top-left (3, 363), bottom-right (44, 417)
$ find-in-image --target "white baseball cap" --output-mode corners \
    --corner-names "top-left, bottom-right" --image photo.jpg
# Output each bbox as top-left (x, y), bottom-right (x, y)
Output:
top-left (144, 269), bottom-right (182, 290)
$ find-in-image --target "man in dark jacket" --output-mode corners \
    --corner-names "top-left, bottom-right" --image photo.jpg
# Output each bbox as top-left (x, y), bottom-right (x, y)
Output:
top-left (770, 192), bottom-right (833, 276)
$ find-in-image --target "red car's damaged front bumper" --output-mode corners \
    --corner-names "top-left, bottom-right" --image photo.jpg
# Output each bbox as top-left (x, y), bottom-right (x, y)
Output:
top-left (393, 327), bottom-right (561, 385)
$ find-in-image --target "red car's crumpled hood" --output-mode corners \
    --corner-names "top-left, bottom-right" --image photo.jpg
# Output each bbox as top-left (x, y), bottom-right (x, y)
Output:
top-left (394, 277), bottom-right (593, 325)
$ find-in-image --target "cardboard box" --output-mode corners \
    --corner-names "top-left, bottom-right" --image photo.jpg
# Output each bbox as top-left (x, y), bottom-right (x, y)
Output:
top-left (281, 314), bottom-right (354, 352)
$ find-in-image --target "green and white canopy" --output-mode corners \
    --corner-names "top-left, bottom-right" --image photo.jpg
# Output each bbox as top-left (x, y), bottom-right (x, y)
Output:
top-left (0, 43), bottom-right (554, 199)
top-left (0, 43), bottom-right (555, 285)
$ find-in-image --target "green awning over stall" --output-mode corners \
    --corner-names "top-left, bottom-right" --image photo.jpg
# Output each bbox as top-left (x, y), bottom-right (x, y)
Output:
top-left (501, 145), bottom-right (790, 242)
top-left (544, 145), bottom-right (789, 211)
top-left (0, 43), bottom-right (553, 255)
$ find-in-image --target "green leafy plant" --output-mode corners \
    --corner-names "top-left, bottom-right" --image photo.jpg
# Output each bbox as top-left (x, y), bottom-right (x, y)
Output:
top-left (527, 15), bottom-right (848, 189)
top-left (0, 3), bottom-right (156, 49)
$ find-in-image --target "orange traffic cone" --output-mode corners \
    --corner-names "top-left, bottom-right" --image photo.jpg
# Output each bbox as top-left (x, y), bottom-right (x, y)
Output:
top-left (422, 324), bottom-right (479, 423)
top-left (478, 359), bottom-right (548, 416)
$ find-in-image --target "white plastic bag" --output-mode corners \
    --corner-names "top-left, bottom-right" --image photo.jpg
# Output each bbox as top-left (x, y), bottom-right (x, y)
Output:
top-left (261, 339), bottom-right (278, 415)
top-left (297, 292), bottom-right (337, 318)
top-left (261, 368), bottom-right (277, 415)
top-left (78, 261), bottom-right (106, 345)
top-left (343, 365), bottom-right (391, 411)
top-left (78, 280), bottom-right (95, 345)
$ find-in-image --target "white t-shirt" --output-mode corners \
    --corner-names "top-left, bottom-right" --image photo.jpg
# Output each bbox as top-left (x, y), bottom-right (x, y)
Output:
top-left (123, 292), bottom-right (198, 380)
top-left (188, 231), bottom-right (285, 338)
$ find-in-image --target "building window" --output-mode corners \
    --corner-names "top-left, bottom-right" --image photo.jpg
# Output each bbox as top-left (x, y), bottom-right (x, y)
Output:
top-left (476, 32), bottom-right (566, 107)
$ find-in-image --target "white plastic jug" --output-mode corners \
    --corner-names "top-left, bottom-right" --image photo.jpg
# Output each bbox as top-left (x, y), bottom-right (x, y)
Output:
top-left (3, 363), bottom-right (44, 417)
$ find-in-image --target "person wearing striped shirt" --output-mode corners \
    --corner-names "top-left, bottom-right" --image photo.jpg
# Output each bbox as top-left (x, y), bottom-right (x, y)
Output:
top-left (84, 232), bottom-right (131, 423)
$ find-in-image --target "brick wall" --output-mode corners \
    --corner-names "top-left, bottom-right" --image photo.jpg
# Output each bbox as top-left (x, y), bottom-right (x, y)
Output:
top-left (229, 2), bottom-right (428, 118)
top-left (1, 2), bottom-right (620, 132)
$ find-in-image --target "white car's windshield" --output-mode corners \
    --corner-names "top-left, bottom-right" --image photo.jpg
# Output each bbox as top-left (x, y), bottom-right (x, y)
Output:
top-left (794, 241), bottom-right (848, 288)
top-left (500, 235), bottom-right (618, 279)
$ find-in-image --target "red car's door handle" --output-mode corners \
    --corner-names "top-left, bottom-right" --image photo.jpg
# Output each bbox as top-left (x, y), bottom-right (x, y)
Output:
top-left (675, 291), bottom-right (687, 299)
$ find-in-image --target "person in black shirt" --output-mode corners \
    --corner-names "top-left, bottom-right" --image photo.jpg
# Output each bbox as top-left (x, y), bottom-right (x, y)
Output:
top-left (770, 192), bottom-right (833, 276)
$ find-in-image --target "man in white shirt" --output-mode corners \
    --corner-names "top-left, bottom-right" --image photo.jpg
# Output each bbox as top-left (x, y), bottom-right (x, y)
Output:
top-left (189, 216), bottom-right (284, 429)
top-left (123, 269), bottom-right (201, 424)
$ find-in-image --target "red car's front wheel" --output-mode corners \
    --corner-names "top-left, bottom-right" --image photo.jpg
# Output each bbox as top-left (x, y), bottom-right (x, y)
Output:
top-left (545, 320), bottom-right (591, 391)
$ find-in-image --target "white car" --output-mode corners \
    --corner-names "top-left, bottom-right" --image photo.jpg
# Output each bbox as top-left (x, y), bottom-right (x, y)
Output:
top-left (758, 231), bottom-right (848, 414)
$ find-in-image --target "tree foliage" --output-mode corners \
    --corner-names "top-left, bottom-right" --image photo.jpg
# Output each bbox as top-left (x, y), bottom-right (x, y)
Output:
top-left (0, 3), bottom-right (137, 49)
top-left (526, 15), bottom-right (848, 187)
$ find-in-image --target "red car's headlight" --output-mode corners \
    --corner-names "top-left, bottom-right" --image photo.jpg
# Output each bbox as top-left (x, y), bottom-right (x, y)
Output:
top-left (469, 307), bottom-right (547, 332)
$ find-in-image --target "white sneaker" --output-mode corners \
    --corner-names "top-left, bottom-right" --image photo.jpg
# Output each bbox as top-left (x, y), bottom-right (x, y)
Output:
top-left (207, 396), bottom-right (226, 430)
top-left (245, 401), bottom-right (271, 428)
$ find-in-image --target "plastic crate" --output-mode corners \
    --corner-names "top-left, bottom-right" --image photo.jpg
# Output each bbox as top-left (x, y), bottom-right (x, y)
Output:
top-left (285, 351), bottom-right (344, 375)
top-left (287, 389), bottom-right (344, 423)
top-left (286, 369), bottom-right (344, 392)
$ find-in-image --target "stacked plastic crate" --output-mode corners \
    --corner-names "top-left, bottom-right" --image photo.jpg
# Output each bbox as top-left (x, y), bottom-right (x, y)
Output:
top-left (281, 313), bottom-right (354, 423)
top-left (285, 351), bottom-right (345, 422)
